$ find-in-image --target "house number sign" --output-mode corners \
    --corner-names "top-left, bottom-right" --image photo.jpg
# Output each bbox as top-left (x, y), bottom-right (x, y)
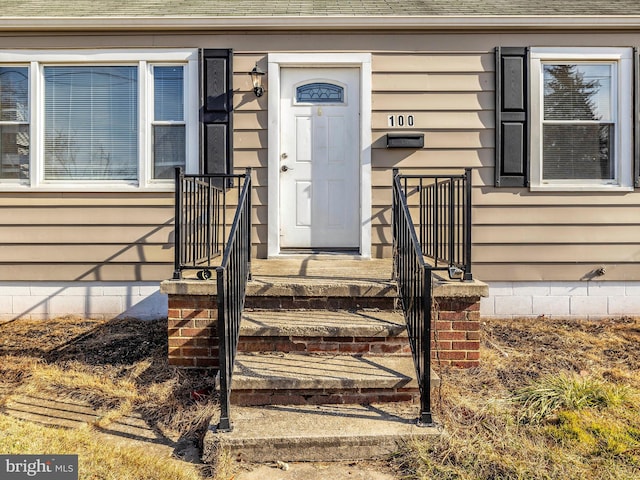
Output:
top-left (387, 114), bottom-right (415, 127)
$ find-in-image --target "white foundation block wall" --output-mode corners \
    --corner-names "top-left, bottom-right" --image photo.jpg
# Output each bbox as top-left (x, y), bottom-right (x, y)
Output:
top-left (0, 282), bottom-right (168, 321)
top-left (481, 282), bottom-right (640, 319)
top-left (3, 281), bottom-right (640, 321)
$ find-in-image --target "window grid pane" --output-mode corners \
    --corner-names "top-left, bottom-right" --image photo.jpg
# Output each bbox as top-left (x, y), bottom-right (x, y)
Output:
top-left (44, 66), bottom-right (138, 181)
top-left (543, 64), bottom-right (612, 121)
top-left (152, 65), bottom-right (185, 179)
top-left (154, 66), bottom-right (184, 121)
top-left (0, 66), bottom-right (29, 180)
top-left (153, 125), bottom-right (185, 179)
top-left (543, 124), bottom-right (614, 180)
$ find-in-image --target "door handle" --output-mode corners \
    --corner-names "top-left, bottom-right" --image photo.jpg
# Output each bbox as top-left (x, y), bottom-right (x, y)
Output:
top-left (281, 165), bottom-right (293, 172)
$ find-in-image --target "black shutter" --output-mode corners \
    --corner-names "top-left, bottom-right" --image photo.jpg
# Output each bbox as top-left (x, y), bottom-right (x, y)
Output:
top-left (634, 47), bottom-right (639, 188)
top-left (495, 47), bottom-right (529, 187)
top-left (200, 49), bottom-right (233, 175)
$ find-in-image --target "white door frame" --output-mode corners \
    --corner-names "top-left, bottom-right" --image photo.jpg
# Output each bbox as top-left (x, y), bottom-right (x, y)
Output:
top-left (267, 53), bottom-right (372, 258)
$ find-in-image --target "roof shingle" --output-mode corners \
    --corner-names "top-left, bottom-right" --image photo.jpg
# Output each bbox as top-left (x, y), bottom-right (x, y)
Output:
top-left (1, 0), bottom-right (640, 17)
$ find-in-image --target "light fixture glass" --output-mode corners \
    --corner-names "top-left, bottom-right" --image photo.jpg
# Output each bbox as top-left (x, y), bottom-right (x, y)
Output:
top-left (250, 63), bottom-right (265, 97)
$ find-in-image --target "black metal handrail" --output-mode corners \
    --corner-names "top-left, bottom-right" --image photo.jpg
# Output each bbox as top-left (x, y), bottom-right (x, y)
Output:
top-left (392, 173), bottom-right (434, 426)
top-left (173, 168), bottom-right (246, 280)
top-left (216, 168), bottom-right (252, 432)
top-left (394, 168), bottom-right (472, 281)
top-left (392, 169), bottom-right (473, 426)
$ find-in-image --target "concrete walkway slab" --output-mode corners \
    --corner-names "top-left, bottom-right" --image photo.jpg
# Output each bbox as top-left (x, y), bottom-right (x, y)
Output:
top-left (234, 462), bottom-right (399, 480)
top-left (4, 394), bottom-right (176, 457)
top-left (5, 394), bottom-right (100, 429)
top-left (204, 403), bottom-right (441, 463)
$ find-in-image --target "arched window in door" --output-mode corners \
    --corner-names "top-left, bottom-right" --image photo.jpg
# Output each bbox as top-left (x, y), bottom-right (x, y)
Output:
top-left (296, 82), bottom-right (344, 103)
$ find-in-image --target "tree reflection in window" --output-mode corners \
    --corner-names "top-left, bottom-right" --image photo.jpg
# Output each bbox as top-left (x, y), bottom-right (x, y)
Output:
top-left (296, 83), bottom-right (344, 103)
top-left (542, 64), bottom-right (614, 180)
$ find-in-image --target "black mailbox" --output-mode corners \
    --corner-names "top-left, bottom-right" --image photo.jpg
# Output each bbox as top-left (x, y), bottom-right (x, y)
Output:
top-left (386, 132), bottom-right (424, 149)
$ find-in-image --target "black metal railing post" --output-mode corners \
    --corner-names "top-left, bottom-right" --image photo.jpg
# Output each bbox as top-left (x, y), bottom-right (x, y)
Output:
top-left (420, 267), bottom-right (433, 425)
top-left (392, 168), bottom-right (399, 280)
top-left (448, 177), bottom-right (455, 268)
top-left (463, 168), bottom-right (473, 281)
top-left (245, 168), bottom-right (253, 281)
top-left (173, 167), bottom-right (184, 279)
top-left (217, 266), bottom-right (232, 432)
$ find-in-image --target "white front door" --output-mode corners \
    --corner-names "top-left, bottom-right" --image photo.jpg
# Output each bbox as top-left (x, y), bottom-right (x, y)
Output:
top-left (279, 68), bottom-right (360, 250)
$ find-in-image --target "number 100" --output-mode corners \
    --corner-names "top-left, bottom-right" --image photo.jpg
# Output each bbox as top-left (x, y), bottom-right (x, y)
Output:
top-left (388, 115), bottom-right (415, 127)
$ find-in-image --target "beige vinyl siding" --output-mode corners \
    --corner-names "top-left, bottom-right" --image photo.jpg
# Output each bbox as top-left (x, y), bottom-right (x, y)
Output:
top-left (370, 51), bottom-right (494, 258)
top-left (0, 194), bottom-right (176, 281)
top-left (233, 53), bottom-right (269, 258)
top-left (0, 192), bottom-right (267, 281)
top-left (2, 32), bottom-right (640, 283)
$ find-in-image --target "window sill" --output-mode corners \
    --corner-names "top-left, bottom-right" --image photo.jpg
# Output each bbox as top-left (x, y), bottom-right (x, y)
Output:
top-left (0, 183), bottom-right (175, 193)
top-left (530, 184), bottom-right (634, 193)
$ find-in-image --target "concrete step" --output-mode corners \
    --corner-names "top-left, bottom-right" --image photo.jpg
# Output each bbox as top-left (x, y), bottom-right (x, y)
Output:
top-left (245, 274), bottom-right (397, 310)
top-left (241, 309), bottom-right (406, 337)
top-left (230, 352), bottom-right (439, 406)
top-left (203, 403), bottom-right (441, 463)
top-left (239, 309), bottom-right (411, 355)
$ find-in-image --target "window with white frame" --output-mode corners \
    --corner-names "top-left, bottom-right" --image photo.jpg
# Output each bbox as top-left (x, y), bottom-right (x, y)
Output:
top-left (0, 50), bottom-right (197, 190)
top-left (530, 47), bottom-right (633, 191)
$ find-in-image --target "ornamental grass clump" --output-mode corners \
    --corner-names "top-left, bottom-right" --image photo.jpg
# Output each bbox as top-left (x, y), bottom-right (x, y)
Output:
top-left (513, 372), bottom-right (631, 424)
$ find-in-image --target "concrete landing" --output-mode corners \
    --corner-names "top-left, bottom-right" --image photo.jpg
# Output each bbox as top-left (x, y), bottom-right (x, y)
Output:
top-left (250, 257), bottom-right (394, 282)
top-left (203, 403), bottom-right (441, 463)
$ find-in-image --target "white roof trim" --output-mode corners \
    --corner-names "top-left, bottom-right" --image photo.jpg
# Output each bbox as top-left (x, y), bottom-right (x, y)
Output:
top-left (0, 15), bottom-right (640, 31)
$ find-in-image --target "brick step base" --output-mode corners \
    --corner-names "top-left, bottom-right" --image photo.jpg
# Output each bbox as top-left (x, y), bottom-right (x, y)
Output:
top-left (164, 278), bottom-right (485, 369)
top-left (231, 386), bottom-right (419, 406)
top-left (244, 296), bottom-right (395, 310)
top-left (238, 334), bottom-right (411, 355)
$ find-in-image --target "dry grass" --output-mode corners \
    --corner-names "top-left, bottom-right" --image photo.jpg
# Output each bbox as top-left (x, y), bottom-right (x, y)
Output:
top-left (393, 316), bottom-right (640, 480)
top-left (0, 414), bottom-right (203, 480)
top-left (0, 317), bottom-right (221, 480)
top-left (3, 315), bottom-right (640, 479)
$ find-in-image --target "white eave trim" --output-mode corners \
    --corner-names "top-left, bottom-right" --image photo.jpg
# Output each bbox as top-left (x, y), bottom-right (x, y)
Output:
top-left (1, 15), bottom-right (640, 31)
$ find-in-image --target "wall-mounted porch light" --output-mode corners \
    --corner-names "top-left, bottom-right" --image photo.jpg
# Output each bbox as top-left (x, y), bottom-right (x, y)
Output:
top-left (250, 63), bottom-right (265, 97)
